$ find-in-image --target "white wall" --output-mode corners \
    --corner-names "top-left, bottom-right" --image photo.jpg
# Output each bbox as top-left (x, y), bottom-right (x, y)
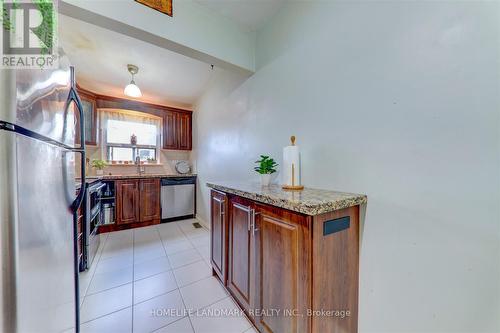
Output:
top-left (192, 1), bottom-right (500, 332)
top-left (61, 0), bottom-right (256, 73)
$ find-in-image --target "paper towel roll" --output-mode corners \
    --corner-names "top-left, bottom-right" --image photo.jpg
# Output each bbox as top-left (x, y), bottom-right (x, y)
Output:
top-left (282, 145), bottom-right (300, 187)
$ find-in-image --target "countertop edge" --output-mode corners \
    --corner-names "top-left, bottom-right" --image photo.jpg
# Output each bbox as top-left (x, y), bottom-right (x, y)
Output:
top-left (206, 182), bottom-right (367, 216)
top-left (77, 174), bottom-right (197, 181)
top-left (76, 174), bottom-right (197, 189)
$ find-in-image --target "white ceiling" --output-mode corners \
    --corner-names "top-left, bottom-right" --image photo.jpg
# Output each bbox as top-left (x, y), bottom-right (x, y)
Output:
top-left (59, 14), bottom-right (214, 108)
top-left (195, 0), bottom-right (286, 31)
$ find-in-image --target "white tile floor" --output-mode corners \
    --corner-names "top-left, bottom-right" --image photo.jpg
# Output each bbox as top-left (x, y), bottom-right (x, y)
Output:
top-left (79, 219), bottom-right (257, 333)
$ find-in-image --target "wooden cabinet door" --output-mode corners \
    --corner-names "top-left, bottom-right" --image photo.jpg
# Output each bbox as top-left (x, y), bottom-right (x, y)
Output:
top-left (163, 111), bottom-right (178, 149)
top-left (227, 196), bottom-right (254, 313)
top-left (177, 112), bottom-right (192, 150)
top-left (139, 179), bottom-right (161, 222)
top-left (116, 180), bottom-right (140, 224)
top-left (210, 190), bottom-right (227, 283)
top-left (253, 204), bottom-right (312, 333)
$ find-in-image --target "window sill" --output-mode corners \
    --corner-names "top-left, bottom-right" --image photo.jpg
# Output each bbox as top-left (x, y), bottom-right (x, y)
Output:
top-left (106, 163), bottom-right (164, 167)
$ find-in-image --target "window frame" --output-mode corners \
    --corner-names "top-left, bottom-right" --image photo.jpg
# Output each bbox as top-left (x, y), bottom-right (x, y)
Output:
top-left (106, 143), bottom-right (158, 162)
top-left (102, 113), bottom-right (162, 164)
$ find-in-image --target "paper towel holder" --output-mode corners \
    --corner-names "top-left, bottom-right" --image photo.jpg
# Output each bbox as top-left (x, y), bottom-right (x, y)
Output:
top-left (282, 135), bottom-right (304, 191)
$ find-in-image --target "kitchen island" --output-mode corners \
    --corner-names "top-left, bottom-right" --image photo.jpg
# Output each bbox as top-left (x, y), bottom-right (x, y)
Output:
top-left (207, 181), bottom-right (367, 333)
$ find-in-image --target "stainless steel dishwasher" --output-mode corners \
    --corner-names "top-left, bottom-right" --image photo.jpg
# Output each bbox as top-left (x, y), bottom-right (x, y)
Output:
top-left (161, 176), bottom-right (196, 222)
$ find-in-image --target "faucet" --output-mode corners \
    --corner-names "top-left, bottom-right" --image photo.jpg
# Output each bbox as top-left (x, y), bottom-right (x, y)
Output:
top-left (135, 156), bottom-right (145, 175)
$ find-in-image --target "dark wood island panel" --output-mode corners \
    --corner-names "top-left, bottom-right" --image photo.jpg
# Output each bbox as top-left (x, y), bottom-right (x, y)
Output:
top-left (208, 183), bottom-right (366, 333)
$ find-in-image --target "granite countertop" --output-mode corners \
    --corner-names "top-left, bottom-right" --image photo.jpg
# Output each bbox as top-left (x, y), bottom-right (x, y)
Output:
top-left (76, 174), bottom-right (197, 187)
top-left (206, 181), bottom-right (367, 216)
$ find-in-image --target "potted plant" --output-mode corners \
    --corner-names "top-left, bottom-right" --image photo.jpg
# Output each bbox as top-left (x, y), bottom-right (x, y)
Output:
top-left (254, 155), bottom-right (278, 186)
top-left (91, 159), bottom-right (107, 176)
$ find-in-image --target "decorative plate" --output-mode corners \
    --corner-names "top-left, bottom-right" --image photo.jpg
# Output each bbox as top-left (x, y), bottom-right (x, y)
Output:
top-left (175, 160), bottom-right (191, 174)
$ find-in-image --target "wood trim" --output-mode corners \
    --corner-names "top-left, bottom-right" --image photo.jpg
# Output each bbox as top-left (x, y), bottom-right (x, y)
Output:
top-left (95, 94), bottom-right (192, 116)
top-left (99, 219), bottom-right (160, 233)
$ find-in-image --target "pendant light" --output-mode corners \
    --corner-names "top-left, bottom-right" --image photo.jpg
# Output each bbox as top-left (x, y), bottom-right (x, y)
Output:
top-left (124, 64), bottom-right (142, 98)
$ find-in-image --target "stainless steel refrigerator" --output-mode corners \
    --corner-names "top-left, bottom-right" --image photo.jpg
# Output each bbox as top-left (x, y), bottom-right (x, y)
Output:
top-left (0, 54), bottom-right (86, 332)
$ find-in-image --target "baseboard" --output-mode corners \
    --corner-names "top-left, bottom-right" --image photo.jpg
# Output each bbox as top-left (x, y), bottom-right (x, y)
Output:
top-left (161, 214), bottom-right (195, 223)
top-left (196, 216), bottom-right (210, 230)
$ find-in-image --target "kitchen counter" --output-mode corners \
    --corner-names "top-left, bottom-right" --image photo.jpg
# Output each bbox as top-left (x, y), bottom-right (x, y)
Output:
top-left (76, 174), bottom-right (196, 189)
top-left (206, 181), bottom-right (366, 216)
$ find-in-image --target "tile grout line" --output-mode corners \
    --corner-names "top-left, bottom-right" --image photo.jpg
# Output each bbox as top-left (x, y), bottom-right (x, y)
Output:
top-left (132, 272), bottom-right (218, 308)
top-left (131, 230), bottom-right (135, 332)
top-left (84, 224), bottom-right (211, 332)
top-left (85, 281), bottom-right (133, 298)
top-left (175, 221), bottom-right (254, 333)
top-left (169, 221), bottom-right (210, 333)
top-left (156, 225), bottom-right (173, 270)
top-left (80, 232), bottom-right (108, 307)
top-left (151, 315), bottom-right (191, 333)
top-left (175, 220), bottom-right (210, 265)
top-left (85, 246), bottom-right (207, 299)
top-left (156, 223), bottom-right (197, 333)
top-left (80, 305), bottom-right (131, 325)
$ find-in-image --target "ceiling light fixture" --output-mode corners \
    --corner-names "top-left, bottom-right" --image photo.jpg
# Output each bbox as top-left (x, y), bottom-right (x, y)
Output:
top-left (124, 64), bottom-right (142, 98)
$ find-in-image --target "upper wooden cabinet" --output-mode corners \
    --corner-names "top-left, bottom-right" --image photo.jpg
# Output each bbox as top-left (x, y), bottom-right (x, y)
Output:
top-left (163, 110), bottom-right (192, 150)
top-left (163, 111), bottom-right (178, 150)
top-left (177, 112), bottom-right (192, 150)
top-left (76, 85), bottom-right (193, 151)
top-left (116, 179), bottom-right (160, 225)
top-left (75, 88), bottom-right (97, 146)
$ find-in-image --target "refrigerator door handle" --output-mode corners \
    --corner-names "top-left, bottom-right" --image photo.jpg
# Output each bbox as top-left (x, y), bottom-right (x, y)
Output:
top-left (66, 66), bottom-right (85, 333)
top-left (67, 67), bottom-right (86, 212)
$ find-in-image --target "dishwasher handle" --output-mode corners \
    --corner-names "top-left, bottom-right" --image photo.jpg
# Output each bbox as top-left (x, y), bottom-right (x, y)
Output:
top-left (161, 177), bottom-right (196, 186)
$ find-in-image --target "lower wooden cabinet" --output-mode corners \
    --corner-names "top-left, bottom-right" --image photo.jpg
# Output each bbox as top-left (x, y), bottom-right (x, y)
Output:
top-left (116, 180), bottom-right (140, 224)
top-left (210, 190), bottom-right (228, 283)
top-left (139, 178), bottom-right (161, 222)
top-left (253, 203), bottom-right (311, 333)
top-left (116, 179), bottom-right (160, 225)
top-left (227, 196), bottom-right (255, 313)
top-left (210, 191), bottom-right (360, 333)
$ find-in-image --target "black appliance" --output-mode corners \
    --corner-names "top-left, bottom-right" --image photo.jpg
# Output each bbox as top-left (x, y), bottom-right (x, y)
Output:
top-left (84, 181), bottom-right (105, 269)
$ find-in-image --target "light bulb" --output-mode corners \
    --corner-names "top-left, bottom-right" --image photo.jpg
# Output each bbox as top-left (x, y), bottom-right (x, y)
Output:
top-left (124, 80), bottom-right (142, 98)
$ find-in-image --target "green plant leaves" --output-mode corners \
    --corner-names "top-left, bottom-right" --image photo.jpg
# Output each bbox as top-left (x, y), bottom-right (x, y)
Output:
top-left (254, 155), bottom-right (278, 174)
top-left (91, 159), bottom-right (107, 170)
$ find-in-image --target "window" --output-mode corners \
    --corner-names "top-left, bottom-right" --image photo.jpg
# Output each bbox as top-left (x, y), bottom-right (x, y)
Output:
top-left (102, 110), bottom-right (161, 163)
